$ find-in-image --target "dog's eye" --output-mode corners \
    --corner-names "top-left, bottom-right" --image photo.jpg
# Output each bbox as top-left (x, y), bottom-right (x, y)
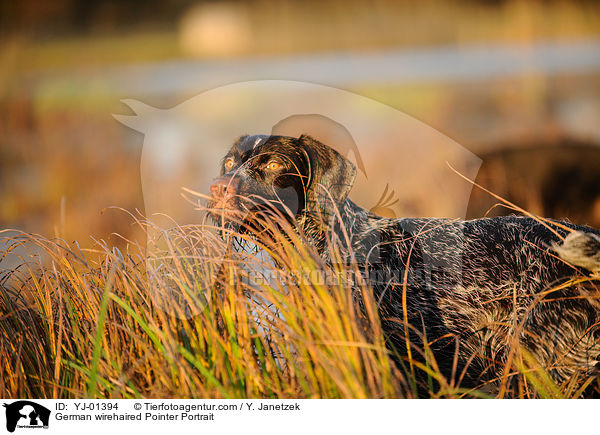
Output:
top-left (265, 161), bottom-right (282, 171)
top-left (224, 159), bottom-right (235, 170)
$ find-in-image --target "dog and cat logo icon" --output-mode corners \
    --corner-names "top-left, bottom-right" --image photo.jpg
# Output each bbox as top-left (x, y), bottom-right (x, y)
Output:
top-left (2, 401), bottom-right (50, 432)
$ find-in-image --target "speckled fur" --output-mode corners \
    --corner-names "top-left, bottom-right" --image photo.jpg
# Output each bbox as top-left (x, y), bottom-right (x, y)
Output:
top-left (331, 201), bottom-right (600, 388)
top-left (213, 134), bottom-right (600, 391)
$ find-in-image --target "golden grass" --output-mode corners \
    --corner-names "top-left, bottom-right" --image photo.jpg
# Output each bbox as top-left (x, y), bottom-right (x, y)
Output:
top-left (0, 212), bottom-right (404, 399)
top-left (0, 207), bottom-right (598, 399)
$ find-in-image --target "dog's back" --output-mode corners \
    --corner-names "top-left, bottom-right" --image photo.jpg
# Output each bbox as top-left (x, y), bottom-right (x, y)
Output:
top-left (341, 203), bottom-right (600, 390)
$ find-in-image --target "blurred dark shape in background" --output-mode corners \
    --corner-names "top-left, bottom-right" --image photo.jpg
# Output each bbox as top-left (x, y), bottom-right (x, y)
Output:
top-left (1, 0), bottom-right (190, 36)
top-left (467, 138), bottom-right (600, 228)
top-left (1, 0), bottom-right (600, 259)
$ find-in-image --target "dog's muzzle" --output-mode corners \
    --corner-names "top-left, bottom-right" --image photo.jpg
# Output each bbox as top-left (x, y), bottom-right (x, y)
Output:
top-left (208, 175), bottom-right (241, 218)
top-left (210, 175), bottom-right (239, 200)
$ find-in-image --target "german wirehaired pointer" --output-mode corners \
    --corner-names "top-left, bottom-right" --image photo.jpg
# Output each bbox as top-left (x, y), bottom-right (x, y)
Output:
top-left (208, 134), bottom-right (600, 393)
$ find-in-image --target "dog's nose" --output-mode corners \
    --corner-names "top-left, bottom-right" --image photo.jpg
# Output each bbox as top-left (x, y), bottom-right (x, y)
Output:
top-left (210, 176), bottom-right (239, 198)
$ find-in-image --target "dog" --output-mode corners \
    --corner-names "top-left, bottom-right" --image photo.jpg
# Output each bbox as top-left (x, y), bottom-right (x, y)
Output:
top-left (208, 134), bottom-right (600, 394)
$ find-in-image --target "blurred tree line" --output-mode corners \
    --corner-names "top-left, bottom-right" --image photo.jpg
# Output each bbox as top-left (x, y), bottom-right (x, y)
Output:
top-left (2, 0), bottom-right (598, 38)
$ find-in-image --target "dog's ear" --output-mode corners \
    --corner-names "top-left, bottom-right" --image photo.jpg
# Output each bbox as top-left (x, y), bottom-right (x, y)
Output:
top-left (298, 134), bottom-right (357, 219)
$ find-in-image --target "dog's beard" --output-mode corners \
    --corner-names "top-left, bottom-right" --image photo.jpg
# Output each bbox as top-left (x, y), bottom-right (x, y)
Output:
top-left (206, 198), bottom-right (241, 227)
top-left (207, 195), bottom-right (297, 247)
top-left (206, 196), bottom-right (247, 243)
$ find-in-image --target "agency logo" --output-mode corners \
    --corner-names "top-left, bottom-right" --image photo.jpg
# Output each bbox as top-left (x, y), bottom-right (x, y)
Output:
top-left (112, 80), bottom-right (482, 320)
top-left (3, 401), bottom-right (50, 433)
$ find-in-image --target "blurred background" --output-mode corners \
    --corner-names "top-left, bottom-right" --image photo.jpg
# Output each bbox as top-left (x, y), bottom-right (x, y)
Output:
top-left (2, 0), bottom-right (600, 258)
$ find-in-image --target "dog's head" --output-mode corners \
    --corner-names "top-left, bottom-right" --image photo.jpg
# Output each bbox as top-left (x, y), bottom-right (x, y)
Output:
top-left (207, 134), bottom-right (357, 234)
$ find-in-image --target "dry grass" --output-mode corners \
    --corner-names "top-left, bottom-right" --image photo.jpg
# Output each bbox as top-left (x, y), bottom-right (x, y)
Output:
top-left (0, 205), bottom-right (598, 399)
top-left (0, 210), bottom-right (403, 399)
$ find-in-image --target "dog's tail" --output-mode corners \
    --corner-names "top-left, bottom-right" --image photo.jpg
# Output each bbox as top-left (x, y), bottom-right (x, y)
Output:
top-left (552, 231), bottom-right (600, 275)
